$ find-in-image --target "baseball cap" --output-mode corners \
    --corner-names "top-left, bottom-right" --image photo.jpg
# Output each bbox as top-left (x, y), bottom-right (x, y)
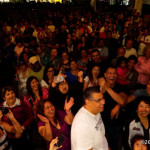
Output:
top-left (29, 56), bottom-right (40, 64)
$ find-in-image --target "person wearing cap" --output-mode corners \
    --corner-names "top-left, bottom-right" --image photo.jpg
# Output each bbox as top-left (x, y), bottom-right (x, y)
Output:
top-left (27, 56), bottom-right (45, 81)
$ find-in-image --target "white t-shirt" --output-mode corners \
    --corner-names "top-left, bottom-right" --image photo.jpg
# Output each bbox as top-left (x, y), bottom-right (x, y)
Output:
top-left (71, 107), bottom-right (108, 150)
top-left (138, 35), bottom-right (150, 55)
top-left (124, 48), bottom-right (137, 58)
top-left (41, 79), bottom-right (49, 88)
top-left (84, 76), bottom-right (98, 88)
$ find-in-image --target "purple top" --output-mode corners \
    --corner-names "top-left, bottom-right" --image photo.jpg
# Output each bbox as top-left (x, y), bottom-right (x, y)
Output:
top-left (38, 110), bottom-right (71, 150)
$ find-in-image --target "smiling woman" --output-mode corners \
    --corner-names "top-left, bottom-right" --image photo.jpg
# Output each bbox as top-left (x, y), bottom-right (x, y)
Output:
top-left (37, 99), bottom-right (74, 150)
top-left (23, 76), bottom-right (49, 116)
top-left (124, 96), bottom-right (150, 149)
top-left (0, 86), bottom-right (33, 150)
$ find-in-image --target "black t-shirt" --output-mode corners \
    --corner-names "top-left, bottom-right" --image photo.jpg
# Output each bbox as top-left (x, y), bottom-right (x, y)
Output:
top-left (101, 84), bottom-right (125, 127)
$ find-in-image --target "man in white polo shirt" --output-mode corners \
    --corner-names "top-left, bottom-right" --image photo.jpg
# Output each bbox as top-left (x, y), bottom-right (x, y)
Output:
top-left (71, 87), bottom-right (108, 150)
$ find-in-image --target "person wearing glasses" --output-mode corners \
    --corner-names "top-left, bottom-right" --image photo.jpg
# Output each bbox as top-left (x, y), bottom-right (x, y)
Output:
top-left (71, 87), bottom-right (108, 150)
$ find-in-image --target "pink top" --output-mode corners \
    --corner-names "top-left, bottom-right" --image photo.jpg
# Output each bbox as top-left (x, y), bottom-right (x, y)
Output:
top-left (134, 56), bottom-right (150, 85)
top-left (23, 88), bottom-right (49, 108)
top-left (117, 67), bottom-right (129, 85)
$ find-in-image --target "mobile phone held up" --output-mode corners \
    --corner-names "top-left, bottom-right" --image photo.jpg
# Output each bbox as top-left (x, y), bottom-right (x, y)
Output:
top-left (56, 134), bottom-right (65, 147)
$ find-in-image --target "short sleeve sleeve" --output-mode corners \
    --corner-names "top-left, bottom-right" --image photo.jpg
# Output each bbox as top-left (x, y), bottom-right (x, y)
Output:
top-left (84, 76), bottom-right (89, 82)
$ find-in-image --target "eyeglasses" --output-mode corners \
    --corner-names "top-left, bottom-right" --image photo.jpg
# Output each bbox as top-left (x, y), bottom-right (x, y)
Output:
top-left (88, 97), bottom-right (104, 102)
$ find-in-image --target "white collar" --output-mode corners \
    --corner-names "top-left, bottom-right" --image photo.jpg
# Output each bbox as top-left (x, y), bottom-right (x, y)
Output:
top-left (3, 98), bottom-right (21, 108)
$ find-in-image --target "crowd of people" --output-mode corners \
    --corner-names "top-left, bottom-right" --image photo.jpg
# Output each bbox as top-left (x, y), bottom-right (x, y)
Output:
top-left (0, 2), bottom-right (150, 150)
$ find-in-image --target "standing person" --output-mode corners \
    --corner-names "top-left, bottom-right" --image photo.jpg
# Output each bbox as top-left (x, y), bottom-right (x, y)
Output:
top-left (71, 87), bottom-right (108, 150)
top-left (134, 45), bottom-right (150, 89)
top-left (99, 67), bottom-right (127, 150)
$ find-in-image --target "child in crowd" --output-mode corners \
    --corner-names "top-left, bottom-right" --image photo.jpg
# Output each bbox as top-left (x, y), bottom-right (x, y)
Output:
top-left (116, 56), bottom-right (129, 85)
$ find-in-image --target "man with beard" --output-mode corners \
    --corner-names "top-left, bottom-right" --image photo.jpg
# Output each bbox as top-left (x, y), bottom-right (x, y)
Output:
top-left (28, 56), bottom-right (45, 81)
top-left (99, 66), bottom-right (127, 150)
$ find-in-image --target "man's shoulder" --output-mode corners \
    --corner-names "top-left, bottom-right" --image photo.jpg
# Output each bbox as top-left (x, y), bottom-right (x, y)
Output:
top-left (72, 107), bottom-right (93, 127)
top-left (133, 89), bottom-right (148, 97)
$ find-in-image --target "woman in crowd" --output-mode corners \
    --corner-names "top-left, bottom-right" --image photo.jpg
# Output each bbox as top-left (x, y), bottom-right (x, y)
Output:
top-left (83, 64), bottom-right (101, 91)
top-left (135, 45), bottom-right (150, 89)
top-left (37, 99), bottom-right (74, 150)
top-left (59, 51), bottom-right (70, 73)
top-left (16, 61), bottom-right (31, 97)
top-left (66, 60), bottom-right (85, 85)
top-left (41, 65), bottom-right (56, 89)
top-left (49, 73), bottom-right (83, 115)
top-left (77, 35), bottom-right (87, 51)
top-left (19, 52), bottom-right (31, 68)
top-left (1, 86), bottom-right (33, 150)
top-left (126, 55), bottom-right (139, 93)
top-left (124, 97), bottom-right (150, 150)
top-left (77, 49), bottom-right (89, 72)
top-left (24, 76), bottom-right (49, 116)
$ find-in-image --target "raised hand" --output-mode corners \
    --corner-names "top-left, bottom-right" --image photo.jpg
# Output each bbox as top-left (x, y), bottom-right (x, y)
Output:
top-left (6, 109), bottom-right (15, 120)
top-left (98, 77), bottom-right (107, 93)
top-left (37, 114), bottom-right (49, 123)
top-left (64, 97), bottom-right (74, 111)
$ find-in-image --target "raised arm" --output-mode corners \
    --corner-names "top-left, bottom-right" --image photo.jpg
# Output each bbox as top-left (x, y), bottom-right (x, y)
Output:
top-left (1, 110), bottom-right (23, 138)
top-left (37, 114), bottom-right (52, 141)
top-left (64, 97), bottom-right (74, 125)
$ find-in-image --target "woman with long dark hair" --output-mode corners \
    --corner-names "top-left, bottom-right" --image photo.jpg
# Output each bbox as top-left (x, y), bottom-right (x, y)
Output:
top-left (41, 65), bottom-right (55, 89)
top-left (24, 76), bottom-right (49, 115)
top-left (83, 64), bottom-right (101, 91)
top-left (37, 99), bottom-right (74, 150)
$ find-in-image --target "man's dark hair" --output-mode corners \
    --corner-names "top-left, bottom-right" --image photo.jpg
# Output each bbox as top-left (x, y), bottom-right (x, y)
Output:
top-left (127, 55), bottom-right (137, 64)
top-left (83, 87), bottom-right (100, 104)
top-left (105, 66), bottom-right (117, 72)
top-left (91, 49), bottom-right (100, 55)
